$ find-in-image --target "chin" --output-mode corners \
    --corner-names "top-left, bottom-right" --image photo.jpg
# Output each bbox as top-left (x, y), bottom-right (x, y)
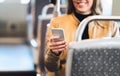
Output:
top-left (77, 9), bottom-right (91, 14)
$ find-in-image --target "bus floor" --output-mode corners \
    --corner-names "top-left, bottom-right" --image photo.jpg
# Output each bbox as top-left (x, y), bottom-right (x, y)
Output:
top-left (0, 44), bottom-right (38, 76)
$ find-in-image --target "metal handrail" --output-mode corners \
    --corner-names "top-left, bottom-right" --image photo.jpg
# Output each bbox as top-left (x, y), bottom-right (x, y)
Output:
top-left (76, 16), bottom-right (120, 41)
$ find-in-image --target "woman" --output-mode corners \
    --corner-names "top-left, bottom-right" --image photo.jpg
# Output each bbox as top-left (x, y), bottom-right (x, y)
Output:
top-left (45, 0), bottom-right (119, 76)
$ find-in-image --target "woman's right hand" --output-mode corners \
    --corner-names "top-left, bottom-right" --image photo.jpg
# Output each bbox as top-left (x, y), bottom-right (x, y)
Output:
top-left (49, 35), bottom-right (67, 54)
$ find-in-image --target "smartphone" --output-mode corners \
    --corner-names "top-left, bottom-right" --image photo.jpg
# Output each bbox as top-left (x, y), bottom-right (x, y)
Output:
top-left (52, 28), bottom-right (65, 41)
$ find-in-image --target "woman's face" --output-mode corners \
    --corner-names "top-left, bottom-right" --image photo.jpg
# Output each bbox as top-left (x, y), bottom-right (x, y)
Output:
top-left (73, 0), bottom-right (93, 14)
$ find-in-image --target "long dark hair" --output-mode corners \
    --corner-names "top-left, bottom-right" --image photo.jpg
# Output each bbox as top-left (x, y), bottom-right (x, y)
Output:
top-left (67, 0), bottom-right (102, 15)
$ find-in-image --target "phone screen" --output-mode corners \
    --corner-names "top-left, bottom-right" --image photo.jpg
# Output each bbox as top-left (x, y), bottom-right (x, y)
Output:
top-left (52, 28), bottom-right (65, 41)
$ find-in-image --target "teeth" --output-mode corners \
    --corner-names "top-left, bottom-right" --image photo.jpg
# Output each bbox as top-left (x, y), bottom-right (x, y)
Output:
top-left (77, 2), bottom-right (86, 5)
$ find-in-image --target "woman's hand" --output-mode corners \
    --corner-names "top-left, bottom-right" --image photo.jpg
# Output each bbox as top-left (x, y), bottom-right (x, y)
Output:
top-left (49, 35), bottom-right (67, 54)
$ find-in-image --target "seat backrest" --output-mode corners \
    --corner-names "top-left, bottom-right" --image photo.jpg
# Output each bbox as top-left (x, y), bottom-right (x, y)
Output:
top-left (66, 16), bottom-right (120, 76)
top-left (36, 4), bottom-right (55, 76)
top-left (75, 16), bottom-right (120, 41)
top-left (66, 38), bottom-right (120, 76)
top-left (37, 2), bottom-right (67, 76)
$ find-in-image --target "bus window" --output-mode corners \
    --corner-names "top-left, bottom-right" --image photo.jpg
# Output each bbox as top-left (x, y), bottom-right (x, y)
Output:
top-left (101, 0), bottom-right (113, 16)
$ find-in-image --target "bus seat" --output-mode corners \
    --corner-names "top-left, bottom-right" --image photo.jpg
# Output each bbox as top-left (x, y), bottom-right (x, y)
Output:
top-left (36, 2), bottom-right (66, 76)
top-left (66, 38), bottom-right (120, 76)
top-left (35, 10), bottom-right (53, 74)
top-left (66, 16), bottom-right (120, 76)
top-left (31, 4), bottom-right (55, 74)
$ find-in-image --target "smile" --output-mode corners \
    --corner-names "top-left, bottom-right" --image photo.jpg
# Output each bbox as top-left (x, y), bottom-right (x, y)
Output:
top-left (76, 2), bottom-right (88, 7)
top-left (76, 2), bottom-right (87, 5)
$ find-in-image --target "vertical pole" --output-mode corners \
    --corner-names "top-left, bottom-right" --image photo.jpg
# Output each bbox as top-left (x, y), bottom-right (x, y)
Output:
top-left (53, 0), bottom-right (61, 17)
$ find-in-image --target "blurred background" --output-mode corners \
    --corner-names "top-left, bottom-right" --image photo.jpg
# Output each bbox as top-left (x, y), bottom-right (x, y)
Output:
top-left (0, 0), bottom-right (119, 76)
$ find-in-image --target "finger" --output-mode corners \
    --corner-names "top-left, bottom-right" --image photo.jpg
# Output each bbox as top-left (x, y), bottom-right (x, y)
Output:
top-left (50, 43), bottom-right (66, 50)
top-left (50, 41), bottom-right (66, 46)
top-left (52, 47), bottom-right (66, 53)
